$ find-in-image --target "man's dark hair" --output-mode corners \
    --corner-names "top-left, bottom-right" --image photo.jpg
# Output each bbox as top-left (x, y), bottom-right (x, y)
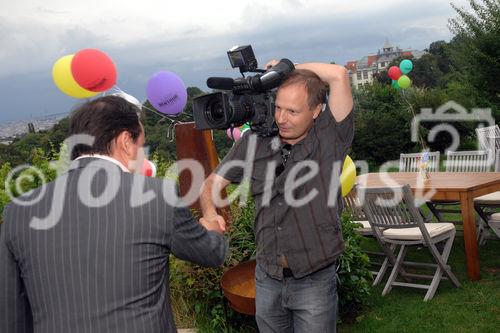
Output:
top-left (69, 95), bottom-right (142, 160)
top-left (279, 69), bottom-right (328, 110)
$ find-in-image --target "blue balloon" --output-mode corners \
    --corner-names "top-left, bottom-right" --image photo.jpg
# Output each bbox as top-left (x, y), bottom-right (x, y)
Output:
top-left (399, 59), bottom-right (413, 74)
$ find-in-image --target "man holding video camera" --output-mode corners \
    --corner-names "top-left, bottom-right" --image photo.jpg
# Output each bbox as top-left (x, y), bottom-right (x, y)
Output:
top-left (200, 60), bottom-right (353, 332)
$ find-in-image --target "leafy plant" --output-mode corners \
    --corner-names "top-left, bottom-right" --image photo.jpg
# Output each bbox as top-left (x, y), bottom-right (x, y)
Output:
top-left (338, 211), bottom-right (373, 320)
top-left (0, 148), bottom-right (58, 218)
top-left (169, 186), bottom-right (257, 332)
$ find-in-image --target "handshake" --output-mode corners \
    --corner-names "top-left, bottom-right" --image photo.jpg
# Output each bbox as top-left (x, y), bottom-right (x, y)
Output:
top-left (200, 214), bottom-right (227, 234)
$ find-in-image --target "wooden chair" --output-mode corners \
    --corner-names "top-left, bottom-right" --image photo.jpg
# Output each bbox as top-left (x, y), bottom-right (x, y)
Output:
top-left (497, 150), bottom-right (500, 172)
top-left (476, 125), bottom-right (500, 153)
top-left (361, 185), bottom-right (460, 301)
top-left (488, 213), bottom-right (500, 239)
top-left (426, 151), bottom-right (491, 228)
top-left (474, 150), bottom-right (500, 243)
top-left (399, 151), bottom-right (447, 223)
top-left (399, 151), bottom-right (440, 173)
top-left (343, 187), bottom-right (390, 286)
top-left (445, 150), bottom-right (491, 172)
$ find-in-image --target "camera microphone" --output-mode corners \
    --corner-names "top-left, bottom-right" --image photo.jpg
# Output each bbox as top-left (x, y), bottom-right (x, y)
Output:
top-left (206, 77), bottom-right (255, 92)
top-left (206, 77), bottom-right (235, 90)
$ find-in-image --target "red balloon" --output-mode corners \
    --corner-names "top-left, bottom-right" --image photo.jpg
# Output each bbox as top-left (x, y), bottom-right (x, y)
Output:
top-left (388, 66), bottom-right (402, 81)
top-left (71, 49), bottom-right (117, 92)
top-left (141, 159), bottom-right (156, 177)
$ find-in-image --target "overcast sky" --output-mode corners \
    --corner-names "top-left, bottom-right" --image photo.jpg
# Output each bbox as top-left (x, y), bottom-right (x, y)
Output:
top-left (0, 0), bottom-right (469, 123)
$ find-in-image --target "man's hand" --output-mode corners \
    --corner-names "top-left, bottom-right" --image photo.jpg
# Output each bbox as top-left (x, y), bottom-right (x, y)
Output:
top-left (265, 59), bottom-right (279, 70)
top-left (200, 214), bottom-right (227, 234)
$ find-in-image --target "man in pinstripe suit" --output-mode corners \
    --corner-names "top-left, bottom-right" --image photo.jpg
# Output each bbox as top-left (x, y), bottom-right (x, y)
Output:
top-left (0, 96), bottom-right (227, 332)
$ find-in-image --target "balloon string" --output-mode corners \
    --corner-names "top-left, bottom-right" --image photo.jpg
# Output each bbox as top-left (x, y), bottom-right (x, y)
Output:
top-left (111, 86), bottom-right (123, 94)
top-left (401, 89), bottom-right (428, 152)
top-left (104, 89), bottom-right (193, 144)
top-left (138, 99), bottom-right (181, 143)
top-left (111, 86), bottom-right (194, 123)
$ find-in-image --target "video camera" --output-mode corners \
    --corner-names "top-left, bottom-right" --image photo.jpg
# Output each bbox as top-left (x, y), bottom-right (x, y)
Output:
top-left (193, 45), bottom-right (295, 137)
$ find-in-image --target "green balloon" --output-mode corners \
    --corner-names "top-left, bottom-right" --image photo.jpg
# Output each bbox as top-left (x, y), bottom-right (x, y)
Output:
top-left (391, 80), bottom-right (401, 90)
top-left (399, 59), bottom-right (413, 74)
top-left (398, 75), bottom-right (411, 89)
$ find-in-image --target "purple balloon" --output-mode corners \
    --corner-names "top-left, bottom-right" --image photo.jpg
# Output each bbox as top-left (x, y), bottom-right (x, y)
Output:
top-left (146, 71), bottom-right (187, 115)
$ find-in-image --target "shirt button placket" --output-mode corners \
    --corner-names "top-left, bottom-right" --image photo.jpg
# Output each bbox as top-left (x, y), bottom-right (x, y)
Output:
top-left (277, 201), bottom-right (283, 231)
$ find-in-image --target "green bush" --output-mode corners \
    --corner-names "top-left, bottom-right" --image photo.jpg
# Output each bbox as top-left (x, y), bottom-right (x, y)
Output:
top-left (169, 186), bottom-right (257, 332)
top-left (0, 163), bottom-right (12, 218)
top-left (337, 212), bottom-right (373, 320)
top-left (0, 147), bottom-right (59, 219)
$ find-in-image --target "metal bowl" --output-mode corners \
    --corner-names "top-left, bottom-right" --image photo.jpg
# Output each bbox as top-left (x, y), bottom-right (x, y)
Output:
top-left (220, 259), bottom-right (256, 316)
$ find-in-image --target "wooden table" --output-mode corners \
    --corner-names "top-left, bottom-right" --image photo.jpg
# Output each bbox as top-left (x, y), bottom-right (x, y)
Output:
top-left (357, 172), bottom-right (500, 281)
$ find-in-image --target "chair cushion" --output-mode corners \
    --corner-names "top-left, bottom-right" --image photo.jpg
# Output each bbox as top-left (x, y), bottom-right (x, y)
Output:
top-left (382, 223), bottom-right (455, 240)
top-left (353, 220), bottom-right (373, 234)
top-left (490, 213), bottom-right (500, 222)
top-left (489, 214), bottom-right (500, 238)
top-left (474, 191), bottom-right (500, 204)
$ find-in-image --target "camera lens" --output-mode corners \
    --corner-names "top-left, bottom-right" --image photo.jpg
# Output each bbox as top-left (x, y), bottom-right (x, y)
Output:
top-left (205, 100), bottom-right (225, 125)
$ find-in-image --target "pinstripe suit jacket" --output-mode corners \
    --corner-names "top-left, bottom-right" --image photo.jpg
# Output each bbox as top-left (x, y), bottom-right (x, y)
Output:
top-left (0, 157), bottom-right (227, 332)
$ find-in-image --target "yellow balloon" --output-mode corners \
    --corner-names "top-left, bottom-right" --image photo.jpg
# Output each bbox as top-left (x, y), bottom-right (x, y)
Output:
top-left (52, 54), bottom-right (99, 99)
top-left (340, 155), bottom-right (356, 197)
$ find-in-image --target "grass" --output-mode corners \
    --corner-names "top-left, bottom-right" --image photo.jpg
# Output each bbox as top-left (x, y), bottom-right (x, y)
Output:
top-left (181, 236), bottom-right (500, 332)
top-left (339, 225), bottom-right (500, 332)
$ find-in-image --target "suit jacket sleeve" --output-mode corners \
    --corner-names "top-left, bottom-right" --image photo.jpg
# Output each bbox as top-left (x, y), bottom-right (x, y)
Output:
top-left (169, 204), bottom-right (228, 267)
top-left (0, 205), bottom-right (33, 333)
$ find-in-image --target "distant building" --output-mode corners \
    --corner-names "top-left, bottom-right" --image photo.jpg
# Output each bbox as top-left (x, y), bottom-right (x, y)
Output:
top-left (0, 112), bottom-right (68, 141)
top-left (345, 41), bottom-right (426, 89)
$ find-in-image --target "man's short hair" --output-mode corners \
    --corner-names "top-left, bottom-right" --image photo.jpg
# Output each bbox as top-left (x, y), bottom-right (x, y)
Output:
top-left (279, 69), bottom-right (328, 110)
top-left (69, 95), bottom-right (142, 160)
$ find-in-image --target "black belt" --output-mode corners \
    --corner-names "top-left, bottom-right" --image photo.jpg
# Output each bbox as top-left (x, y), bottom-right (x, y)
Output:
top-left (282, 261), bottom-right (336, 279)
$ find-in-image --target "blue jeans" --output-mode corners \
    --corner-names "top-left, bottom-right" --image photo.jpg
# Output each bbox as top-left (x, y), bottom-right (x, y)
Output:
top-left (255, 263), bottom-right (338, 333)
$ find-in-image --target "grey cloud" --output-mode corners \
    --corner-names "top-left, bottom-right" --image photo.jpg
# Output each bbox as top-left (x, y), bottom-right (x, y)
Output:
top-left (0, 0), bottom-right (462, 122)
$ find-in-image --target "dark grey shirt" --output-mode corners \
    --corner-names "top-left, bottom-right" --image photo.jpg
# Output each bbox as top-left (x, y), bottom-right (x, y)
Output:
top-left (215, 105), bottom-right (354, 279)
top-left (0, 158), bottom-right (227, 333)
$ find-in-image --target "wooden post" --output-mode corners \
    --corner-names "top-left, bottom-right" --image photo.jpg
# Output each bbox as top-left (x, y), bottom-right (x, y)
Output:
top-left (174, 122), bottom-right (231, 223)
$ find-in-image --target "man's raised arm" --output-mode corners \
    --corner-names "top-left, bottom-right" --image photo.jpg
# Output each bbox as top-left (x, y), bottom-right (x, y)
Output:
top-left (295, 63), bottom-right (353, 122)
